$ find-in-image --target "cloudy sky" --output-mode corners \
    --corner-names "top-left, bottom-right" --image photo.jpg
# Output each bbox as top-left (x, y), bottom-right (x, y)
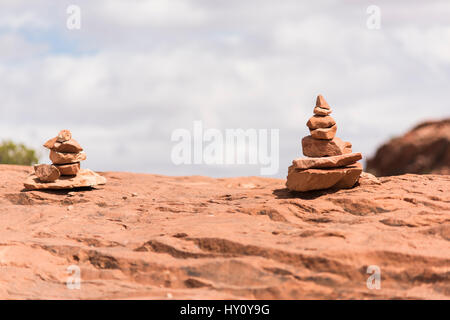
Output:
top-left (0, 0), bottom-right (449, 177)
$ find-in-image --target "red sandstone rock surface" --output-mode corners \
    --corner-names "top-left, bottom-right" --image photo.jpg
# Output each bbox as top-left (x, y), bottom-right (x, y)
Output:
top-left (367, 119), bottom-right (450, 176)
top-left (0, 164), bottom-right (449, 299)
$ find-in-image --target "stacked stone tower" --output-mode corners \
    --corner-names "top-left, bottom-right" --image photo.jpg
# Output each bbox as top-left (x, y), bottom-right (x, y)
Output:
top-left (286, 95), bottom-right (363, 192)
top-left (24, 130), bottom-right (106, 190)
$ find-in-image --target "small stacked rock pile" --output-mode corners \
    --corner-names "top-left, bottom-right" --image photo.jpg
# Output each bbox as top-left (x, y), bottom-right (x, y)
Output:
top-left (24, 130), bottom-right (106, 190)
top-left (286, 95), bottom-right (363, 192)
top-left (42, 129), bottom-right (86, 179)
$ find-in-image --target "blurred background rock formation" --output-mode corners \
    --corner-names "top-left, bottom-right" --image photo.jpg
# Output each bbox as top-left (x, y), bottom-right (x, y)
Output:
top-left (367, 119), bottom-right (450, 176)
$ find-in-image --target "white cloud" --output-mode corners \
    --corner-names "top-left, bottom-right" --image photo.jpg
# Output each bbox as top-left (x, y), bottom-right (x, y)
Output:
top-left (0, 12), bottom-right (49, 30)
top-left (395, 26), bottom-right (450, 67)
top-left (95, 0), bottom-right (207, 27)
top-left (0, 33), bottom-right (48, 60)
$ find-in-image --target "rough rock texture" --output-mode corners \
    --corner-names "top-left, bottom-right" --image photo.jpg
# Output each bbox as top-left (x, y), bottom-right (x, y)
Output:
top-left (52, 140), bottom-right (83, 153)
top-left (24, 169), bottom-right (106, 190)
top-left (302, 136), bottom-right (352, 157)
top-left (1, 164), bottom-right (449, 299)
top-left (44, 130), bottom-right (82, 153)
top-left (56, 130), bottom-right (72, 142)
top-left (306, 115), bottom-right (336, 130)
top-left (286, 163), bottom-right (363, 192)
top-left (367, 119), bottom-right (450, 176)
top-left (358, 172), bottom-right (381, 186)
top-left (55, 163), bottom-right (81, 176)
top-left (34, 164), bottom-right (60, 182)
top-left (313, 106), bottom-right (332, 116)
top-left (43, 137), bottom-right (58, 150)
top-left (292, 153), bottom-right (362, 170)
top-left (310, 124), bottom-right (337, 140)
top-left (49, 151), bottom-right (87, 165)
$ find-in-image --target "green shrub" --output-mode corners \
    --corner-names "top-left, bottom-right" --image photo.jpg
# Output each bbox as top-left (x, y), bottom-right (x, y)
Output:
top-left (0, 140), bottom-right (39, 166)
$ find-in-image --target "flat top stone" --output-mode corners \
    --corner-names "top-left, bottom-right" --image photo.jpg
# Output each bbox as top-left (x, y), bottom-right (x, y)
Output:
top-left (314, 106), bottom-right (332, 116)
top-left (24, 169), bottom-right (106, 190)
top-left (292, 152), bottom-right (362, 170)
top-left (286, 162), bottom-right (363, 192)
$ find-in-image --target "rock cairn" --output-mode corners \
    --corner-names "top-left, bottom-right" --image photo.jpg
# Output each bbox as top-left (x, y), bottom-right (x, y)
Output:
top-left (41, 129), bottom-right (86, 180)
top-left (24, 130), bottom-right (106, 190)
top-left (286, 95), bottom-right (363, 192)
